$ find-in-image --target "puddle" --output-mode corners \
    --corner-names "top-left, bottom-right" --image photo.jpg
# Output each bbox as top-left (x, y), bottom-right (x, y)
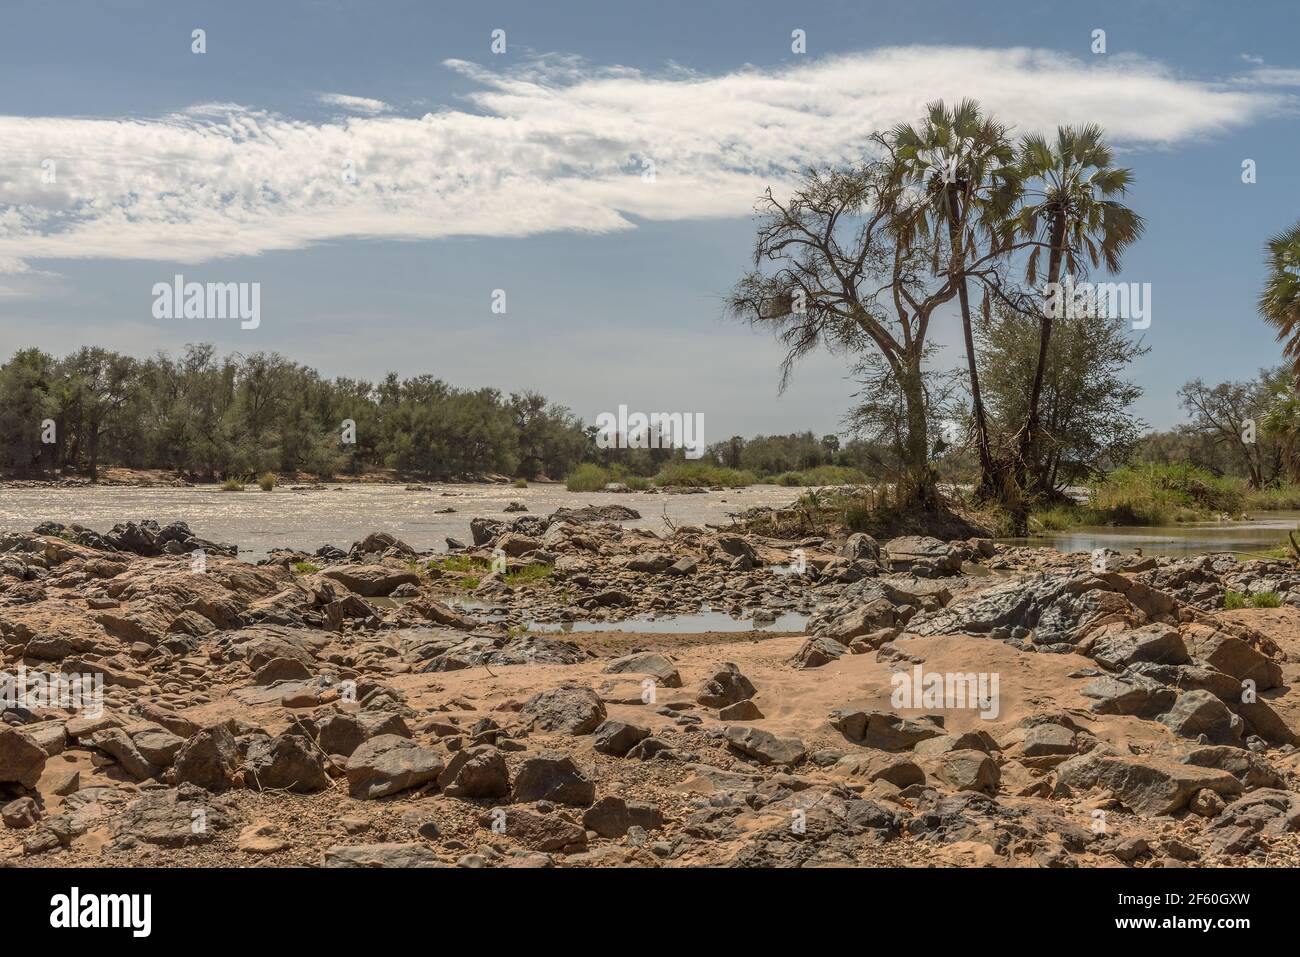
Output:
top-left (444, 601), bottom-right (809, 634)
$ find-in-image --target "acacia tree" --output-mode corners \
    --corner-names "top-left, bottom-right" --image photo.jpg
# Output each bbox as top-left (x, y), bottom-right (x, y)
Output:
top-left (728, 158), bottom-right (959, 506)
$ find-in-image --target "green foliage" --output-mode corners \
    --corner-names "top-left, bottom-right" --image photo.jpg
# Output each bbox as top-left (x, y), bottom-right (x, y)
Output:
top-left (220, 478), bottom-right (244, 491)
top-left (566, 463), bottom-right (614, 491)
top-left (505, 564), bottom-right (553, 586)
top-left (1224, 590), bottom-right (1246, 610)
top-left (257, 472), bottom-right (277, 491)
top-left (1087, 463), bottom-right (1244, 525)
top-left (1251, 591), bottom-right (1282, 608)
top-left (513, 477), bottom-right (528, 489)
top-left (292, 561), bottom-right (320, 575)
top-left (653, 461), bottom-right (755, 488)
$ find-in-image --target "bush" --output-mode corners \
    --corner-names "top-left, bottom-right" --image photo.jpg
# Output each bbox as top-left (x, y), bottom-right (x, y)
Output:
top-left (505, 564), bottom-right (553, 586)
top-left (220, 478), bottom-right (244, 492)
top-left (513, 477), bottom-right (528, 489)
top-left (653, 461), bottom-right (755, 488)
top-left (625, 475), bottom-right (651, 491)
top-left (1251, 591), bottom-right (1282, 608)
top-left (566, 463), bottom-right (612, 491)
top-left (292, 561), bottom-right (320, 575)
top-left (1223, 590), bottom-right (1246, 610)
top-left (1087, 463), bottom-right (1244, 525)
top-left (257, 472), bottom-right (277, 491)
top-left (1244, 484), bottom-right (1300, 511)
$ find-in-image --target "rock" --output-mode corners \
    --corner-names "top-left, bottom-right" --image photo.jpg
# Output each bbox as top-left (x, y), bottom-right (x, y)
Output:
top-left (592, 720), bottom-right (651, 757)
top-left (1079, 674), bottom-right (1176, 717)
top-left (790, 635), bottom-right (847, 669)
top-left (716, 535), bottom-right (758, 564)
top-left (1190, 788), bottom-right (1225, 818)
top-left (91, 727), bottom-right (159, 781)
top-left (696, 662), bottom-right (757, 708)
top-left (1022, 723), bottom-right (1076, 758)
top-left (246, 733), bottom-right (331, 792)
top-left (437, 746), bottom-right (510, 798)
top-left (521, 686), bottom-right (606, 735)
top-left (602, 652), bottom-right (682, 688)
top-left (477, 807), bottom-right (587, 852)
top-left (1157, 691), bottom-right (1244, 745)
top-left (132, 728), bottom-right (185, 767)
top-left (173, 724), bottom-right (241, 791)
top-left (724, 726), bottom-right (806, 767)
top-left (252, 657), bottom-right (312, 685)
top-left (1088, 624), bottom-right (1189, 670)
top-left (0, 725), bottom-right (47, 788)
top-left (882, 536), bottom-right (962, 575)
top-left (582, 796), bottom-right (664, 838)
top-left (828, 709), bottom-right (944, 751)
top-left (2, 796), bottom-right (40, 829)
top-left (1181, 746), bottom-right (1284, 790)
top-left (321, 565), bottom-right (421, 598)
top-left (1055, 751), bottom-right (1242, 816)
top-left (667, 557), bottom-right (698, 576)
top-left (840, 533), bottom-right (880, 562)
top-left (324, 843), bottom-right (445, 868)
top-left (511, 752), bottom-right (596, 805)
top-left (718, 700), bottom-right (764, 721)
top-left (111, 789), bottom-right (234, 847)
top-left (1182, 628), bottom-right (1282, 690)
top-left (345, 735), bottom-right (445, 799)
top-left (623, 553), bottom-right (674, 573)
top-left (238, 820), bottom-right (290, 854)
top-left (930, 749), bottom-right (1000, 794)
top-left (830, 752), bottom-right (924, 788)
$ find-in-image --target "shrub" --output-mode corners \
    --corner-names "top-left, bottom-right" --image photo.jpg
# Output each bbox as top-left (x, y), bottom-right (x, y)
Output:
top-left (566, 463), bottom-right (612, 491)
top-left (1088, 463), bottom-right (1244, 525)
top-left (1223, 590), bottom-right (1246, 610)
top-left (505, 564), bottom-right (553, 586)
top-left (1251, 591), bottom-right (1282, 608)
top-left (653, 461), bottom-right (755, 488)
top-left (220, 478), bottom-right (244, 492)
top-left (292, 561), bottom-right (320, 575)
top-left (257, 472), bottom-right (277, 491)
top-left (513, 477), bottom-right (528, 489)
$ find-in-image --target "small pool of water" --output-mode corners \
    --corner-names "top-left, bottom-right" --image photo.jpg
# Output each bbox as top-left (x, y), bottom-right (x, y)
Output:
top-left (444, 600), bottom-right (809, 634)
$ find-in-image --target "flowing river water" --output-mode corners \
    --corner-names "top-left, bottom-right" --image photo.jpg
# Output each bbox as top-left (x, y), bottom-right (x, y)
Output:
top-left (1, 484), bottom-right (1297, 562)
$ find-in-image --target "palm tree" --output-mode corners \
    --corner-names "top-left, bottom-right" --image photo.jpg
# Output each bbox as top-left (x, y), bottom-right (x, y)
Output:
top-left (1010, 124), bottom-right (1144, 521)
top-left (889, 99), bottom-right (1019, 495)
top-left (1260, 220), bottom-right (1300, 372)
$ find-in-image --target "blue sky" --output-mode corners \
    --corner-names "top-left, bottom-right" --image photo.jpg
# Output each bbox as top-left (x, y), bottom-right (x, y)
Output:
top-left (1, 0), bottom-right (1298, 440)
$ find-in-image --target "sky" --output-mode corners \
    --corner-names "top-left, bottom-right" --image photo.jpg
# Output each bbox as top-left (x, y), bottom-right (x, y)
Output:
top-left (0, 0), bottom-right (1298, 442)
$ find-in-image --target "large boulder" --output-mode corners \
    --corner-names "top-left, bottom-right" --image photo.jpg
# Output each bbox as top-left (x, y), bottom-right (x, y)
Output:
top-left (724, 726), bottom-right (806, 767)
top-left (1157, 691), bottom-right (1245, 745)
top-left (696, 663), bottom-right (757, 708)
top-left (0, 726), bottom-right (46, 788)
top-left (320, 565), bottom-right (420, 598)
top-left (882, 536), bottom-right (962, 575)
top-left (173, 724), bottom-right (241, 791)
top-left (437, 746), bottom-right (510, 798)
top-left (345, 735), bottom-right (445, 799)
top-left (1055, 751), bottom-right (1242, 816)
top-left (602, 652), bottom-right (682, 688)
top-left (521, 686), bottom-right (606, 735)
top-left (510, 752), bottom-right (595, 805)
top-left (1087, 624), bottom-right (1189, 670)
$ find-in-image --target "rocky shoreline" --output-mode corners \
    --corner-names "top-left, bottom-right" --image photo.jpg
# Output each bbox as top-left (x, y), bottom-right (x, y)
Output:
top-left (4, 509), bottom-right (1300, 868)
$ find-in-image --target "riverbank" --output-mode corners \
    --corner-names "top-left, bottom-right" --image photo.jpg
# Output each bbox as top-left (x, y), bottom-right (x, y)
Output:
top-left (4, 507), bottom-right (1300, 868)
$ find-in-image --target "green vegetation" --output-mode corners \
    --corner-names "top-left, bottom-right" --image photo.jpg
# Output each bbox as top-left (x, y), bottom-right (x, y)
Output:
top-left (1224, 590), bottom-right (1282, 609)
top-left (291, 561), bottom-right (320, 575)
top-left (426, 554), bottom-right (492, 575)
top-left (505, 564), bottom-right (553, 586)
top-left (566, 463), bottom-right (616, 491)
top-left (651, 461), bottom-right (755, 488)
top-left (513, 477), bottom-right (528, 489)
top-left (257, 472), bottom-right (277, 491)
top-left (219, 478), bottom-right (244, 491)
top-left (760, 465), bottom-right (868, 487)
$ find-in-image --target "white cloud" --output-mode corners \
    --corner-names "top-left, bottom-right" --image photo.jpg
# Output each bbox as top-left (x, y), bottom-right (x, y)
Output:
top-left (317, 92), bottom-right (393, 114)
top-left (0, 46), bottom-right (1285, 273)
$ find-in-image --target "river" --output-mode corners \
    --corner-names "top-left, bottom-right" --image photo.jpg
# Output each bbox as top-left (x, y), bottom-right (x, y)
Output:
top-left (0, 483), bottom-right (800, 560)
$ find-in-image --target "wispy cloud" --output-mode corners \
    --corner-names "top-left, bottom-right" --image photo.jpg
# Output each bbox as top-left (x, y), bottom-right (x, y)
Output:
top-left (317, 92), bottom-right (393, 114)
top-left (0, 46), bottom-right (1285, 273)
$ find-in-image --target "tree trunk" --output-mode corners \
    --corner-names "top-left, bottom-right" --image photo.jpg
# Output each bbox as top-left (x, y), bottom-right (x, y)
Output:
top-left (1011, 212), bottom-right (1067, 534)
top-left (947, 196), bottom-right (995, 496)
top-left (899, 352), bottom-right (936, 508)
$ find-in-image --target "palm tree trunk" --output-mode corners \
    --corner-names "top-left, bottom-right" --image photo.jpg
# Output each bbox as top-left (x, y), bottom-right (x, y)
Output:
top-left (947, 203), bottom-right (995, 495)
top-left (1011, 212), bottom-right (1067, 533)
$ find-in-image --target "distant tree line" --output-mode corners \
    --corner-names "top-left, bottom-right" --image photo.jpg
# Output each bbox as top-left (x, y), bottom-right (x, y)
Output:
top-left (0, 344), bottom-right (896, 484)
